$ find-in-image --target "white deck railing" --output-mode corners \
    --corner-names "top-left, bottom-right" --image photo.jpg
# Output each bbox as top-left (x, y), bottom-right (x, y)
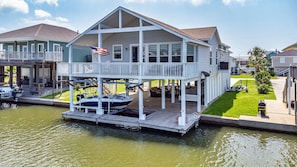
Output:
top-left (0, 51), bottom-right (63, 62)
top-left (57, 62), bottom-right (200, 79)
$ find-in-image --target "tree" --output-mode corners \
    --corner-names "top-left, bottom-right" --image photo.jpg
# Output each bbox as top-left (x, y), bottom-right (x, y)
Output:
top-left (248, 47), bottom-right (268, 72)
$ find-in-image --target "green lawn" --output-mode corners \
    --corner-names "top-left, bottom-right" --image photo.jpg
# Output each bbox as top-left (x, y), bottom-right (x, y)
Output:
top-left (203, 80), bottom-right (276, 118)
top-left (231, 73), bottom-right (254, 78)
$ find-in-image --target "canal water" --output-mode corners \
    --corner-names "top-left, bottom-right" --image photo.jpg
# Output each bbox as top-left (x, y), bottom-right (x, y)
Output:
top-left (0, 105), bottom-right (296, 167)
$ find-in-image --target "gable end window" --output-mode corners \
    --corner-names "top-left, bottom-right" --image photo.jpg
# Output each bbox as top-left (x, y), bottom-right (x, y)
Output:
top-left (113, 44), bottom-right (123, 61)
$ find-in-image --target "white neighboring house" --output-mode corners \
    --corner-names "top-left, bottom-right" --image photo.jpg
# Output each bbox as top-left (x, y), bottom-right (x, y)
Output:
top-left (57, 6), bottom-right (231, 126)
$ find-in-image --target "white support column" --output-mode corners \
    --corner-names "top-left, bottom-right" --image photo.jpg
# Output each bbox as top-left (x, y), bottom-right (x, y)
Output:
top-left (161, 80), bottom-right (165, 109)
top-left (171, 80), bottom-right (175, 103)
top-left (178, 80), bottom-right (186, 126)
top-left (69, 45), bottom-right (74, 112)
top-left (138, 79), bottom-right (146, 120)
top-left (138, 19), bottom-right (143, 76)
top-left (288, 67), bottom-right (291, 114)
top-left (197, 79), bottom-right (201, 113)
top-left (125, 79), bottom-right (129, 96)
top-left (204, 77), bottom-right (208, 106)
top-left (98, 24), bottom-right (102, 63)
top-left (148, 81), bottom-right (151, 97)
top-left (182, 39), bottom-right (187, 76)
top-left (97, 77), bottom-right (104, 115)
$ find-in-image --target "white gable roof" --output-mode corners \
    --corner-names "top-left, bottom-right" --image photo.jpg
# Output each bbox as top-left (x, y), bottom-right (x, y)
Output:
top-left (67, 6), bottom-right (209, 47)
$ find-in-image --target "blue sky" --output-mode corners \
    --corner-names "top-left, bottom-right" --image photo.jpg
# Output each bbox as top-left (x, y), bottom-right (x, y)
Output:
top-left (0, 0), bottom-right (296, 57)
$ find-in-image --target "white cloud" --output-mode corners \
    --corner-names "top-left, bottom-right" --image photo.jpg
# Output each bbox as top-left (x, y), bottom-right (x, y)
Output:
top-left (34, 9), bottom-right (52, 18)
top-left (190, 0), bottom-right (209, 6)
top-left (0, 27), bottom-right (6, 33)
top-left (124, 0), bottom-right (157, 3)
top-left (35, 0), bottom-right (59, 7)
top-left (21, 17), bottom-right (73, 30)
top-left (56, 16), bottom-right (68, 22)
top-left (0, 0), bottom-right (29, 14)
top-left (222, 0), bottom-right (246, 6)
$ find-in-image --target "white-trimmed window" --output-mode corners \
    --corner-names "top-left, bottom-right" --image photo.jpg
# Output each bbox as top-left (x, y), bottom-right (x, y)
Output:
top-left (215, 50), bottom-right (218, 65)
top-left (293, 57), bottom-right (297, 63)
top-left (280, 57), bottom-right (285, 63)
top-left (53, 44), bottom-right (61, 52)
top-left (148, 44), bottom-right (157, 62)
top-left (38, 43), bottom-right (44, 53)
top-left (160, 44), bottom-right (169, 62)
top-left (209, 48), bottom-right (212, 65)
top-left (31, 44), bottom-right (35, 53)
top-left (187, 44), bottom-right (194, 62)
top-left (7, 45), bottom-right (13, 52)
top-left (112, 44), bottom-right (123, 61)
top-left (172, 43), bottom-right (181, 62)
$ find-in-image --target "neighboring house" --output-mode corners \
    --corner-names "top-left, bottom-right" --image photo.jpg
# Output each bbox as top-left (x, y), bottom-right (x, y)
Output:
top-left (265, 50), bottom-right (279, 68)
top-left (229, 56), bottom-right (239, 75)
top-left (283, 42), bottom-right (297, 51)
top-left (235, 56), bottom-right (254, 73)
top-left (0, 23), bottom-right (86, 95)
top-left (57, 6), bottom-right (231, 126)
top-left (272, 50), bottom-right (297, 76)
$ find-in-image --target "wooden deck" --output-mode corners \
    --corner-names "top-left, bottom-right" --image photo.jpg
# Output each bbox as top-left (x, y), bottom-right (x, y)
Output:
top-left (62, 91), bottom-right (201, 135)
top-left (62, 110), bottom-right (200, 135)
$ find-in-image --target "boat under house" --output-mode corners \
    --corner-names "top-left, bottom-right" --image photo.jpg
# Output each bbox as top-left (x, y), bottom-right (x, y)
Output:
top-left (58, 6), bottom-right (232, 135)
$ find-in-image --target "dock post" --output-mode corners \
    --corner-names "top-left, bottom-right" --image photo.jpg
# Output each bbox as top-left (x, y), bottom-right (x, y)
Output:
top-left (138, 79), bottom-right (146, 120)
top-left (178, 80), bottom-right (186, 126)
top-left (161, 80), bottom-right (165, 109)
top-left (97, 77), bottom-right (104, 115)
top-left (197, 79), bottom-right (201, 113)
top-left (171, 80), bottom-right (175, 103)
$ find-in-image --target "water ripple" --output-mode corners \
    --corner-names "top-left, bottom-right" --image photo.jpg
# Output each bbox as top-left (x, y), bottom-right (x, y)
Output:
top-left (1, 107), bottom-right (297, 166)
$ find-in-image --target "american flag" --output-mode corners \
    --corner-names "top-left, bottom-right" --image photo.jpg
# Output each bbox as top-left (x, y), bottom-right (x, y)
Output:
top-left (90, 46), bottom-right (110, 56)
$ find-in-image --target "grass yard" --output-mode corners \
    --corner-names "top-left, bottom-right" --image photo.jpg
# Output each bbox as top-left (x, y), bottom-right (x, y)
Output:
top-left (203, 80), bottom-right (276, 118)
top-left (231, 73), bottom-right (254, 78)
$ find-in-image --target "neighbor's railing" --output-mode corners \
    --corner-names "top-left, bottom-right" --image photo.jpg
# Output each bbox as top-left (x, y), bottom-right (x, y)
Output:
top-left (0, 51), bottom-right (63, 62)
top-left (57, 62), bottom-right (200, 79)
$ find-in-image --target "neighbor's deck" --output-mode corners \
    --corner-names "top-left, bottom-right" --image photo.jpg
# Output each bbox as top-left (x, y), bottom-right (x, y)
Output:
top-left (62, 91), bottom-right (201, 135)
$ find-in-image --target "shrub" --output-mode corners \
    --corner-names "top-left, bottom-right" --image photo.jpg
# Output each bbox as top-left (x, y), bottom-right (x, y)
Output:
top-left (258, 84), bottom-right (269, 94)
top-left (255, 70), bottom-right (271, 85)
top-left (268, 69), bottom-right (276, 77)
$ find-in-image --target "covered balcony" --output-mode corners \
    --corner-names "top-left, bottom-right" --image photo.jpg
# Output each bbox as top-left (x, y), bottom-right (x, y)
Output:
top-left (57, 62), bottom-right (201, 80)
top-left (0, 51), bottom-right (63, 62)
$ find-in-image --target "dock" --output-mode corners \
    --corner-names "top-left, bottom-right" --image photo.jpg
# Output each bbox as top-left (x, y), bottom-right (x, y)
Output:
top-left (62, 91), bottom-right (201, 135)
top-left (62, 110), bottom-right (200, 134)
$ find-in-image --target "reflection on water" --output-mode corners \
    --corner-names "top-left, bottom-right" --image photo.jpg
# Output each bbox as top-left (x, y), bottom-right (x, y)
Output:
top-left (0, 105), bottom-right (296, 166)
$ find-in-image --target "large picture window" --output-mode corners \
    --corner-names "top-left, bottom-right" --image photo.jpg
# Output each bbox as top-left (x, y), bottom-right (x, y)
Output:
top-left (172, 43), bottom-right (181, 62)
top-left (160, 44), bottom-right (169, 62)
top-left (113, 44), bottom-right (122, 61)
